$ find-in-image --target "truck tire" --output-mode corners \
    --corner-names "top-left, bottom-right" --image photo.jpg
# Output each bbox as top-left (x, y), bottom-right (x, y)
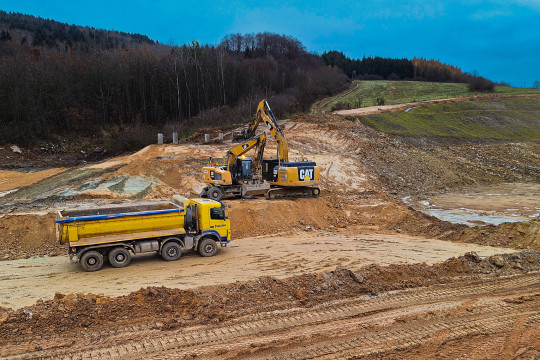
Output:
top-left (198, 238), bottom-right (218, 257)
top-left (108, 247), bottom-right (132, 268)
top-left (161, 242), bottom-right (182, 261)
top-left (207, 187), bottom-right (223, 201)
top-left (80, 250), bottom-right (104, 272)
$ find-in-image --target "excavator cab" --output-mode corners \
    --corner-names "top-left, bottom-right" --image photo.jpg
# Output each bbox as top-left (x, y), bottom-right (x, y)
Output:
top-left (236, 158), bottom-right (253, 182)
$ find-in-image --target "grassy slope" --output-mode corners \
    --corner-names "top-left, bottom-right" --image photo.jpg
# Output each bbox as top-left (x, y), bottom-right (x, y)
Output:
top-left (355, 97), bottom-right (540, 140)
top-left (312, 80), bottom-right (540, 113)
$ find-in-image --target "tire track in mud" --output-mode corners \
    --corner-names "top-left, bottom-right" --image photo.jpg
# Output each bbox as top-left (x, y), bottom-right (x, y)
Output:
top-left (3, 273), bottom-right (538, 360)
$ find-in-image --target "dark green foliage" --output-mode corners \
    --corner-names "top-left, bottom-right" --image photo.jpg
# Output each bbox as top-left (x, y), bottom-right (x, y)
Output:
top-left (322, 51), bottom-right (495, 92)
top-left (0, 29), bottom-right (11, 41)
top-left (322, 51), bottom-right (414, 80)
top-left (0, 13), bottom-right (348, 147)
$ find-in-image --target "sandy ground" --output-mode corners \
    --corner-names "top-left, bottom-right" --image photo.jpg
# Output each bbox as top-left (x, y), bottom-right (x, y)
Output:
top-left (0, 168), bottom-right (65, 192)
top-left (0, 230), bottom-right (514, 309)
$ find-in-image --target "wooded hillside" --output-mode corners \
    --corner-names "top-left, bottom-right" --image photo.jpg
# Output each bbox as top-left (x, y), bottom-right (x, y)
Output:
top-left (0, 11), bottom-right (497, 151)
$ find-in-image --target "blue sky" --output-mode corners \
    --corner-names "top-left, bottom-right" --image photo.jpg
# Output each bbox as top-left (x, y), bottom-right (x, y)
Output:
top-left (1, 0), bottom-right (539, 87)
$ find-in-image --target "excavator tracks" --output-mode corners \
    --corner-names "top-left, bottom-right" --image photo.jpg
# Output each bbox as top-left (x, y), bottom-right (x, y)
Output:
top-left (2, 273), bottom-right (539, 360)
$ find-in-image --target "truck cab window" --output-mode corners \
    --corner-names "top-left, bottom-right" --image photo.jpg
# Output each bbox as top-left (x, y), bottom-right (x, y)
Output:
top-left (210, 207), bottom-right (225, 220)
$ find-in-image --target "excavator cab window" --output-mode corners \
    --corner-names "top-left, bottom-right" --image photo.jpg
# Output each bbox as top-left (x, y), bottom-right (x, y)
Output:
top-left (235, 158), bottom-right (253, 181)
top-left (241, 160), bottom-right (252, 180)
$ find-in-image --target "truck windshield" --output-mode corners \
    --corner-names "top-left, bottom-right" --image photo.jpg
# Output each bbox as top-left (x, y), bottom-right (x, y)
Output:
top-left (210, 207), bottom-right (225, 220)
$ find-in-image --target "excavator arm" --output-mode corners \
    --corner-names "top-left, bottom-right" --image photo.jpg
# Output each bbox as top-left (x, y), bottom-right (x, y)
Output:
top-left (255, 100), bottom-right (289, 163)
top-left (233, 99), bottom-right (289, 162)
top-left (226, 132), bottom-right (266, 171)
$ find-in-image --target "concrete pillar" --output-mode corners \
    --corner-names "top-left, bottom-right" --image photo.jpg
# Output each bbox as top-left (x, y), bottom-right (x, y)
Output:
top-left (218, 133), bottom-right (224, 142)
top-left (204, 134), bottom-right (210, 144)
top-left (172, 132), bottom-right (178, 144)
top-left (157, 133), bottom-right (164, 145)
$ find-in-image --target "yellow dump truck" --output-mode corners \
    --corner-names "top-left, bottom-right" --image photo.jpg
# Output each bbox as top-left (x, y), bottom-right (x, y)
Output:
top-left (56, 196), bottom-right (231, 271)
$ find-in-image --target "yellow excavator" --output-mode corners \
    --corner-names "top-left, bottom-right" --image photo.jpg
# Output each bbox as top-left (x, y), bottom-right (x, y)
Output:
top-left (234, 99), bottom-right (321, 199)
top-left (201, 132), bottom-right (270, 201)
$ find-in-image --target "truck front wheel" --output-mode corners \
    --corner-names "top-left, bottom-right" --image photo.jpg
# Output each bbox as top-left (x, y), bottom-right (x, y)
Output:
top-left (161, 242), bottom-right (182, 261)
top-left (108, 247), bottom-right (132, 268)
top-left (80, 250), bottom-right (104, 272)
top-left (198, 238), bottom-right (218, 257)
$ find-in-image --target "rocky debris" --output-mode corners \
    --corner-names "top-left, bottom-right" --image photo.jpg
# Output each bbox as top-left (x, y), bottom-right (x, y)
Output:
top-left (490, 255), bottom-right (505, 268)
top-left (10, 145), bottom-right (22, 154)
top-left (0, 250), bottom-right (538, 342)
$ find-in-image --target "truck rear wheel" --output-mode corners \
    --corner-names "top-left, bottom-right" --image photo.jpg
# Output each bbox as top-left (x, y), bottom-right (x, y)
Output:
top-left (198, 238), bottom-right (218, 257)
top-left (80, 250), bottom-right (104, 272)
top-left (108, 247), bottom-right (132, 268)
top-left (207, 187), bottom-right (223, 201)
top-left (161, 242), bottom-right (182, 261)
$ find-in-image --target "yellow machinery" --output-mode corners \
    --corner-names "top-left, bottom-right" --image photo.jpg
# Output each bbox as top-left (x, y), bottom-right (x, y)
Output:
top-left (234, 99), bottom-right (321, 199)
top-left (201, 133), bottom-right (270, 201)
top-left (56, 196), bottom-right (231, 271)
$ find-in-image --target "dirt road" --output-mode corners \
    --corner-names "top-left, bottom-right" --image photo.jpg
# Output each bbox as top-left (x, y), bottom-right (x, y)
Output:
top-left (2, 272), bottom-right (538, 359)
top-left (0, 231), bottom-right (513, 309)
top-left (332, 93), bottom-right (540, 116)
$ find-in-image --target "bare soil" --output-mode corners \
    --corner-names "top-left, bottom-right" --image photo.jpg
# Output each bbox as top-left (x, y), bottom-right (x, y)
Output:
top-left (0, 251), bottom-right (538, 359)
top-left (0, 230), bottom-right (517, 310)
top-left (1, 98), bottom-right (539, 358)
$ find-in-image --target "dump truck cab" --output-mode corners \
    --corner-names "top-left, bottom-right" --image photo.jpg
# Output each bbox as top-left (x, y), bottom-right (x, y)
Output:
top-left (184, 198), bottom-right (231, 242)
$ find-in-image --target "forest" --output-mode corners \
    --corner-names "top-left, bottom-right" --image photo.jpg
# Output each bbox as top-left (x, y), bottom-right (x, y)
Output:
top-left (0, 11), bottom-right (495, 151)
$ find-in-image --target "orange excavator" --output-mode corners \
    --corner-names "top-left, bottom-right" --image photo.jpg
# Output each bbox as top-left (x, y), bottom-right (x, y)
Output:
top-left (200, 132), bottom-right (270, 201)
top-left (233, 100), bottom-right (320, 199)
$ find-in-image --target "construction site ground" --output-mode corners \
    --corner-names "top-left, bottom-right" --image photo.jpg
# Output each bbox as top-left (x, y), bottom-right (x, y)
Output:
top-left (1, 97), bottom-right (539, 358)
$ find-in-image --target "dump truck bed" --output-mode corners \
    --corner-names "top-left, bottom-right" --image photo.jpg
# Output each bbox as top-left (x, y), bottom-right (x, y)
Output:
top-left (56, 202), bottom-right (186, 247)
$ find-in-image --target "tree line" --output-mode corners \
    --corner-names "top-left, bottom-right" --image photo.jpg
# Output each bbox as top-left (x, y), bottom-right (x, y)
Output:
top-left (322, 51), bottom-right (494, 91)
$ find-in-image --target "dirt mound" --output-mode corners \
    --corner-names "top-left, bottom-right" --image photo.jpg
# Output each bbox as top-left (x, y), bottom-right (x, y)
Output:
top-left (0, 213), bottom-right (62, 260)
top-left (450, 219), bottom-right (540, 250)
top-left (227, 196), bottom-right (344, 238)
top-left (1, 250), bottom-right (538, 342)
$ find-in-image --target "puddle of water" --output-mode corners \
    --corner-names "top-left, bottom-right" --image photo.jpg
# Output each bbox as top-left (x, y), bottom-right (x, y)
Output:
top-left (425, 208), bottom-right (533, 226)
top-left (404, 183), bottom-right (540, 226)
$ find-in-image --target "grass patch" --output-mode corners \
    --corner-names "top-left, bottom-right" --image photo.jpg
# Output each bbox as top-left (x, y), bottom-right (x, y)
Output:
top-left (355, 98), bottom-right (540, 140)
top-left (311, 80), bottom-right (540, 113)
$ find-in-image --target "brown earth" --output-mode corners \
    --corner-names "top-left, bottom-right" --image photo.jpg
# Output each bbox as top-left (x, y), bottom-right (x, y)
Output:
top-left (451, 219), bottom-right (540, 250)
top-left (1, 97), bottom-right (539, 358)
top-left (0, 213), bottom-right (63, 260)
top-left (0, 250), bottom-right (538, 359)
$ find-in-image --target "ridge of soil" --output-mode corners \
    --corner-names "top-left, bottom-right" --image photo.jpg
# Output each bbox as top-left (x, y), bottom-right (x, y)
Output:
top-left (1, 250), bottom-right (538, 344)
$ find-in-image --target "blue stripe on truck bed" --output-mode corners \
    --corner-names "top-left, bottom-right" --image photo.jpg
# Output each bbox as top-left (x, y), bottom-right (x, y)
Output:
top-left (55, 209), bottom-right (182, 224)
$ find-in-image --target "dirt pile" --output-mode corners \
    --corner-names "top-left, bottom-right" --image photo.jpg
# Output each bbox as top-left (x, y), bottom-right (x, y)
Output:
top-left (0, 213), bottom-right (62, 260)
top-left (227, 196), bottom-right (345, 238)
top-left (1, 250), bottom-right (538, 342)
top-left (450, 219), bottom-right (540, 250)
